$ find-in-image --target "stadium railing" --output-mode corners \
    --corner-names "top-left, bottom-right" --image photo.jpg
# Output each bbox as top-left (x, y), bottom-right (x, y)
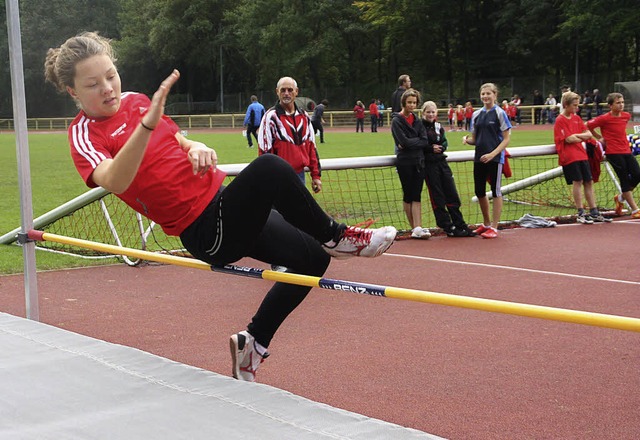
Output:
top-left (0, 104), bottom-right (609, 132)
top-left (2, 144), bottom-right (635, 264)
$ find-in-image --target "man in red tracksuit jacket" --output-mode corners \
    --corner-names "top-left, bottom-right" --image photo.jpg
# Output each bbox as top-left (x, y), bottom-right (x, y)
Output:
top-left (258, 76), bottom-right (322, 193)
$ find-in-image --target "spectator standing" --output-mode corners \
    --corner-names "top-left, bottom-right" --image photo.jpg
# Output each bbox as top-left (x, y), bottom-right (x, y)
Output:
top-left (510, 94), bottom-right (522, 125)
top-left (447, 103), bottom-right (455, 131)
top-left (455, 104), bottom-right (465, 131)
top-left (502, 100), bottom-right (515, 124)
top-left (391, 74), bottom-right (411, 115)
top-left (391, 89), bottom-right (431, 239)
top-left (543, 93), bottom-right (557, 124)
top-left (463, 83), bottom-right (512, 239)
top-left (353, 100), bottom-right (365, 133)
top-left (243, 95), bottom-right (265, 148)
top-left (554, 91), bottom-right (612, 224)
top-left (586, 92), bottom-right (640, 218)
top-left (369, 99), bottom-right (379, 132)
top-left (582, 90), bottom-right (593, 120)
top-left (420, 101), bottom-right (476, 237)
top-left (593, 89), bottom-right (604, 116)
top-left (259, 77), bottom-right (322, 192)
top-left (464, 101), bottom-right (474, 131)
top-left (311, 99), bottom-right (328, 144)
top-left (532, 90), bottom-right (544, 124)
top-left (377, 99), bottom-right (385, 127)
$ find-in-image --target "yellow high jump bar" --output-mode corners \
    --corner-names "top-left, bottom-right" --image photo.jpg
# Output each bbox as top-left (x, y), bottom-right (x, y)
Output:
top-left (27, 230), bottom-right (640, 333)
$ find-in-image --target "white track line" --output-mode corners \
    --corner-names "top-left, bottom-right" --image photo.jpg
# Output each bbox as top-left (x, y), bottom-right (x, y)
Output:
top-left (384, 253), bottom-right (640, 286)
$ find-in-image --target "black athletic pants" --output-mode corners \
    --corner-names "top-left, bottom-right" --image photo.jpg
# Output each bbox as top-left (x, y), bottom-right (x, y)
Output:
top-left (424, 160), bottom-right (466, 231)
top-left (607, 153), bottom-right (640, 192)
top-left (180, 154), bottom-right (336, 347)
top-left (246, 124), bottom-right (259, 146)
top-left (396, 161), bottom-right (425, 203)
top-left (311, 119), bottom-right (324, 143)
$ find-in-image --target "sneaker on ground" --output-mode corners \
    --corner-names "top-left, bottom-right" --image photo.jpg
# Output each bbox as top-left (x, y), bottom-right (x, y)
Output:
top-left (463, 227), bottom-right (478, 237)
top-left (632, 210), bottom-right (640, 219)
top-left (588, 213), bottom-right (613, 223)
top-left (480, 228), bottom-right (498, 239)
top-left (474, 224), bottom-right (491, 235)
top-left (230, 330), bottom-right (269, 382)
top-left (613, 194), bottom-right (624, 216)
top-left (576, 214), bottom-right (593, 224)
top-left (411, 226), bottom-right (431, 239)
top-left (324, 225), bottom-right (397, 259)
top-left (446, 226), bottom-right (470, 237)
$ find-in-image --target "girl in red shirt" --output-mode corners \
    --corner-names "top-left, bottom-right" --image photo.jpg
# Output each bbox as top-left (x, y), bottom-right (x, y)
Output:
top-left (447, 103), bottom-right (455, 131)
top-left (353, 100), bottom-right (365, 132)
top-left (45, 32), bottom-right (397, 383)
top-left (464, 102), bottom-right (474, 131)
top-left (455, 105), bottom-right (465, 131)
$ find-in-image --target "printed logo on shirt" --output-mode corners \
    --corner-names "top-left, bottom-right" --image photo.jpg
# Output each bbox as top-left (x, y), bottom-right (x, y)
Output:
top-left (139, 106), bottom-right (148, 114)
top-left (111, 122), bottom-right (128, 138)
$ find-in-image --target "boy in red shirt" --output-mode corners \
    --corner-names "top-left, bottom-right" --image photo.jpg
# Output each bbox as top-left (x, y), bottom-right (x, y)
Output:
top-left (353, 101), bottom-right (365, 132)
top-left (464, 102), bottom-right (474, 131)
top-left (447, 104), bottom-right (455, 131)
top-left (586, 93), bottom-right (640, 218)
top-left (554, 92), bottom-right (612, 224)
top-left (455, 105), bottom-right (464, 131)
top-left (368, 99), bottom-right (379, 132)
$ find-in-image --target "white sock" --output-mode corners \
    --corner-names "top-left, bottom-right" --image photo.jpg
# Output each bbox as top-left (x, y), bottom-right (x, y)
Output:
top-left (254, 341), bottom-right (268, 357)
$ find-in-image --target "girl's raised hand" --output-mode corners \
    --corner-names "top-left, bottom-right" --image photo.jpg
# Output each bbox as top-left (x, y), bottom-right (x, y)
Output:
top-left (142, 69), bottom-right (180, 129)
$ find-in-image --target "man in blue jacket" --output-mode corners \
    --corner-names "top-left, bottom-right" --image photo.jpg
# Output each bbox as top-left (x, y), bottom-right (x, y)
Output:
top-left (243, 95), bottom-right (265, 148)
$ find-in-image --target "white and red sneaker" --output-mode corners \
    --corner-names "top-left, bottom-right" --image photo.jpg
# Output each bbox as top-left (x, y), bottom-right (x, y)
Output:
top-left (230, 331), bottom-right (269, 382)
top-left (323, 225), bottom-right (397, 259)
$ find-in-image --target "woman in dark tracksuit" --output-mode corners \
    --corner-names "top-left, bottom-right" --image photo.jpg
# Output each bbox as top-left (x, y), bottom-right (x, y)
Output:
top-left (420, 101), bottom-right (476, 237)
top-left (391, 89), bottom-right (430, 239)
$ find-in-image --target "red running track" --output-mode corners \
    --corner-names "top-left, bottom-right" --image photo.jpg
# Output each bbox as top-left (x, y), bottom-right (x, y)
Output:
top-left (2, 219), bottom-right (640, 439)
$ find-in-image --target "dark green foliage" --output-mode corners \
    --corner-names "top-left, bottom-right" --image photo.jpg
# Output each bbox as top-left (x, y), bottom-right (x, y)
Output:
top-left (0, 0), bottom-right (638, 117)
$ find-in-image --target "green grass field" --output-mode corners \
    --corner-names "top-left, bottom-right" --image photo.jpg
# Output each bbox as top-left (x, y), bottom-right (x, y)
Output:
top-left (1, 127), bottom-right (557, 274)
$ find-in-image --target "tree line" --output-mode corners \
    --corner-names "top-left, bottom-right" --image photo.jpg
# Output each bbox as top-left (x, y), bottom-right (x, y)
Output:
top-left (1, 0), bottom-right (638, 117)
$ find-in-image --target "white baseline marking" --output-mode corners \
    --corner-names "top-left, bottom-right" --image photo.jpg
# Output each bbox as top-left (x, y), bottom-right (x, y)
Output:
top-left (384, 253), bottom-right (640, 286)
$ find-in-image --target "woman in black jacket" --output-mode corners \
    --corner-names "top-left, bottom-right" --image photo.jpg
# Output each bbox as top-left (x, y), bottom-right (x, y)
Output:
top-left (420, 101), bottom-right (476, 237)
top-left (391, 89), bottom-right (430, 239)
